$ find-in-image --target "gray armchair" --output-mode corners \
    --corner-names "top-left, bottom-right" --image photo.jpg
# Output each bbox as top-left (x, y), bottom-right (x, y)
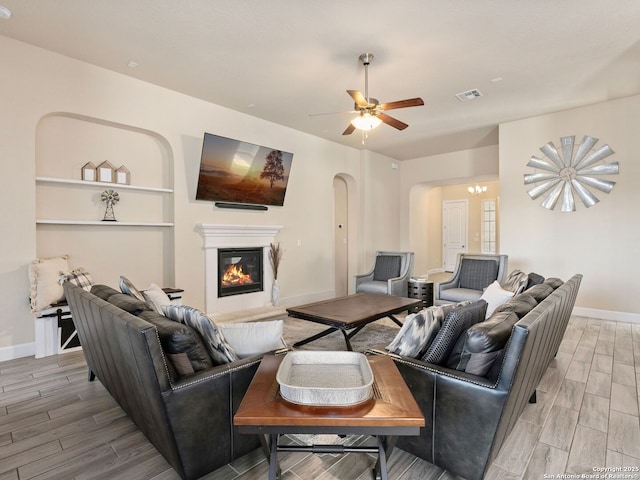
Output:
top-left (354, 251), bottom-right (414, 297)
top-left (435, 253), bottom-right (508, 305)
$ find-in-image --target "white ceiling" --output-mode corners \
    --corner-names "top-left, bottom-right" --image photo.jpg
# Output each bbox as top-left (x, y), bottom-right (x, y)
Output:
top-left (1, 1), bottom-right (638, 160)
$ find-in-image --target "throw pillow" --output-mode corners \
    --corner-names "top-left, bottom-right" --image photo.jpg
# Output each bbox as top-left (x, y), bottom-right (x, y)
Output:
top-left (386, 302), bottom-right (469, 358)
top-left (480, 281), bottom-right (515, 319)
top-left (526, 272), bottom-right (545, 289)
top-left (492, 293), bottom-right (538, 319)
top-left (458, 259), bottom-right (499, 291)
top-left (543, 277), bottom-right (564, 289)
top-left (90, 284), bottom-right (121, 301)
top-left (29, 255), bottom-right (70, 314)
top-left (422, 300), bottom-right (487, 365)
top-left (442, 300), bottom-right (491, 369)
top-left (219, 320), bottom-right (286, 358)
top-left (106, 293), bottom-right (152, 316)
top-left (162, 305), bottom-right (238, 365)
top-left (373, 255), bottom-right (401, 281)
top-left (464, 351), bottom-right (502, 377)
top-left (58, 267), bottom-right (94, 291)
top-left (523, 283), bottom-right (554, 302)
top-left (138, 310), bottom-right (213, 373)
top-left (501, 269), bottom-right (529, 294)
top-left (167, 353), bottom-right (195, 376)
top-left (143, 283), bottom-right (172, 314)
top-left (119, 276), bottom-right (146, 302)
top-left (458, 311), bottom-right (519, 375)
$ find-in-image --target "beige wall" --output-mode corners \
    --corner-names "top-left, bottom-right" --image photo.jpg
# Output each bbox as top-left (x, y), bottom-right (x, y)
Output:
top-left (500, 95), bottom-right (640, 317)
top-left (400, 146), bottom-right (500, 275)
top-left (0, 36), bottom-right (402, 356)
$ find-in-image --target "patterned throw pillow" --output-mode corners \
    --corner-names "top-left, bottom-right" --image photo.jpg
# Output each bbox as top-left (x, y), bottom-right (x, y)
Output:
top-left (162, 304), bottom-right (238, 365)
top-left (119, 276), bottom-right (146, 303)
top-left (58, 267), bottom-right (94, 291)
top-left (386, 302), bottom-right (469, 358)
top-left (422, 300), bottom-right (488, 365)
top-left (501, 269), bottom-right (529, 294)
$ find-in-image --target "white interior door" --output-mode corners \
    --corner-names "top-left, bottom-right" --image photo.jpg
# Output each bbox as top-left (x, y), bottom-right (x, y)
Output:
top-left (443, 200), bottom-right (468, 271)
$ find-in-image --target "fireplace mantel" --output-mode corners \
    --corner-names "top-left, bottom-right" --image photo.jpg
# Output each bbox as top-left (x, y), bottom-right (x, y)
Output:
top-left (198, 224), bottom-right (283, 316)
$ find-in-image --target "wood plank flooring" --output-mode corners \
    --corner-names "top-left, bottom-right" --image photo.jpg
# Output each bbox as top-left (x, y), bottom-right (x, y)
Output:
top-left (1, 315), bottom-right (639, 480)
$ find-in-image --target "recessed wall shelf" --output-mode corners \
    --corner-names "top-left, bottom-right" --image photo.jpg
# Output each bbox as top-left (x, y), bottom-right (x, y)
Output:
top-left (36, 219), bottom-right (174, 227)
top-left (35, 176), bottom-right (173, 193)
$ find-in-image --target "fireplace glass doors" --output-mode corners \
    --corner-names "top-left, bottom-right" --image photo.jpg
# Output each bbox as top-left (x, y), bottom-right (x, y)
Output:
top-left (217, 248), bottom-right (263, 297)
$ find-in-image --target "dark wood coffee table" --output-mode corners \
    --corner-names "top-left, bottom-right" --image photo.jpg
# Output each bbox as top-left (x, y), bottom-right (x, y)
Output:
top-left (234, 354), bottom-right (424, 480)
top-left (286, 293), bottom-right (423, 350)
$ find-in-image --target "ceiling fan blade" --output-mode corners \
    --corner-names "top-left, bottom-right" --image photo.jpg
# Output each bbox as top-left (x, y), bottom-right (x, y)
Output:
top-left (380, 97), bottom-right (424, 110)
top-left (347, 90), bottom-right (369, 108)
top-left (308, 110), bottom-right (358, 117)
top-left (377, 112), bottom-right (408, 130)
top-left (342, 123), bottom-right (356, 135)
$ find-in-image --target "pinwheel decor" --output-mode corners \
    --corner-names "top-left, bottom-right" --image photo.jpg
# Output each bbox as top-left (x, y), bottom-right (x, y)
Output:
top-left (101, 189), bottom-right (119, 221)
top-left (524, 135), bottom-right (619, 212)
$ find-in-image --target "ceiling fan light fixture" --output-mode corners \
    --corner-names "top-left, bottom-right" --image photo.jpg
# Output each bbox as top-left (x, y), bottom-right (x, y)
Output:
top-left (351, 112), bottom-right (382, 131)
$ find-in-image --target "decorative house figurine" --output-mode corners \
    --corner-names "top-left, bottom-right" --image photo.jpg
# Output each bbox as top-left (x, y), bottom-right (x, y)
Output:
top-left (115, 165), bottom-right (130, 185)
top-left (81, 162), bottom-right (97, 182)
top-left (96, 160), bottom-right (115, 183)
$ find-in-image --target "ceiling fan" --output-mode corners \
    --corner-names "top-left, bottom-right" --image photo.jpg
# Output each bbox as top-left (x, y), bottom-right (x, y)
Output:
top-left (337, 53), bottom-right (424, 136)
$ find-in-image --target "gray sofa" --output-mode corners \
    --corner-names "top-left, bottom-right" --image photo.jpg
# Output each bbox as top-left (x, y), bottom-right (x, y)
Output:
top-left (369, 273), bottom-right (582, 480)
top-left (63, 282), bottom-right (267, 480)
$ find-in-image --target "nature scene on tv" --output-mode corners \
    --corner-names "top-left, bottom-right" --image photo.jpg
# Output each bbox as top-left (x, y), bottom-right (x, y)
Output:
top-left (196, 134), bottom-right (293, 206)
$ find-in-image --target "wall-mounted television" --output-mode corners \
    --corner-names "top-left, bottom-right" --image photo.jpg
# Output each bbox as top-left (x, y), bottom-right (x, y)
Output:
top-left (196, 132), bottom-right (294, 207)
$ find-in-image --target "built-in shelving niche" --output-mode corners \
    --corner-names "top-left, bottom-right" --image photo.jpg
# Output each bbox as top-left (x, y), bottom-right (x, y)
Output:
top-left (35, 113), bottom-right (175, 287)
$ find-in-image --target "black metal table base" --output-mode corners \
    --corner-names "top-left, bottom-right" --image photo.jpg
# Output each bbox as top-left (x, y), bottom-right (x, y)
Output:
top-left (261, 434), bottom-right (396, 480)
top-left (292, 314), bottom-right (403, 351)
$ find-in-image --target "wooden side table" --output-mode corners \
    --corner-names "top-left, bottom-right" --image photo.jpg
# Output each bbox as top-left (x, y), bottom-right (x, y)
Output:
top-left (408, 279), bottom-right (434, 311)
top-left (234, 354), bottom-right (424, 480)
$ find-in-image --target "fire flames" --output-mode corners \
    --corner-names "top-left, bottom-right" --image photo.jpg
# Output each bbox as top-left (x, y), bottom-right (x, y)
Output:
top-left (221, 263), bottom-right (254, 286)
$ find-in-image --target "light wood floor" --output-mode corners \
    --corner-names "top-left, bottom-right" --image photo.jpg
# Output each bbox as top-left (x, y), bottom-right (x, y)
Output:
top-left (1, 315), bottom-right (639, 480)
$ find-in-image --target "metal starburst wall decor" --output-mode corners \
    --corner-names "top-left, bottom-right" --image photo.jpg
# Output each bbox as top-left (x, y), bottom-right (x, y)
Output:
top-left (523, 135), bottom-right (619, 212)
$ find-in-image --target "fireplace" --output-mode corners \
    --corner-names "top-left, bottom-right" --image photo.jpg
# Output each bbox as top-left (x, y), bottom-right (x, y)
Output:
top-left (199, 224), bottom-right (282, 315)
top-left (218, 248), bottom-right (263, 297)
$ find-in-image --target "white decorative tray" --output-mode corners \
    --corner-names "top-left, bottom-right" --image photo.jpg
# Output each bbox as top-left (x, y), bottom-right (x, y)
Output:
top-left (276, 351), bottom-right (374, 406)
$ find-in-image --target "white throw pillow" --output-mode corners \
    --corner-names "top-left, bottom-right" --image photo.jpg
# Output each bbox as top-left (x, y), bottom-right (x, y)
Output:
top-left (29, 255), bottom-right (70, 314)
top-left (480, 281), bottom-right (515, 318)
top-left (219, 320), bottom-right (286, 359)
top-left (142, 283), bottom-right (172, 314)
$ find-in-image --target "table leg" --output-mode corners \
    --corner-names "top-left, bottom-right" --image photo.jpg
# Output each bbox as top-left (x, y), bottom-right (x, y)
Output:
top-left (268, 433), bottom-right (281, 480)
top-left (373, 435), bottom-right (388, 480)
top-left (292, 326), bottom-right (337, 348)
top-left (388, 314), bottom-right (404, 327)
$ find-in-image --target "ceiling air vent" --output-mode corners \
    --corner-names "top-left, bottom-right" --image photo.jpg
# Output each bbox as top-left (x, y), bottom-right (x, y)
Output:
top-left (455, 89), bottom-right (483, 102)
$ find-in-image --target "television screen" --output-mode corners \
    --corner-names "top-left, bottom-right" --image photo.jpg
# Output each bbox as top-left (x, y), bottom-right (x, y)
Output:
top-left (196, 132), bottom-right (294, 206)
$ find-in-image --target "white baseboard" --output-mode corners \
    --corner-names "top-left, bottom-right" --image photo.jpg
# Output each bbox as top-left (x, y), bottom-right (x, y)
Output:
top-left (573, 306), bottom-right (640, 324)
top-left (0, 342), bottom-right (35, 362)
top-left (280, 289), bottom-right (335, 309)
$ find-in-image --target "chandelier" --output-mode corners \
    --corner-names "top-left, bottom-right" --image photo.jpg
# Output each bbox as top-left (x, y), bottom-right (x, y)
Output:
top-left (467, 184), bottom-right (487, 195)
